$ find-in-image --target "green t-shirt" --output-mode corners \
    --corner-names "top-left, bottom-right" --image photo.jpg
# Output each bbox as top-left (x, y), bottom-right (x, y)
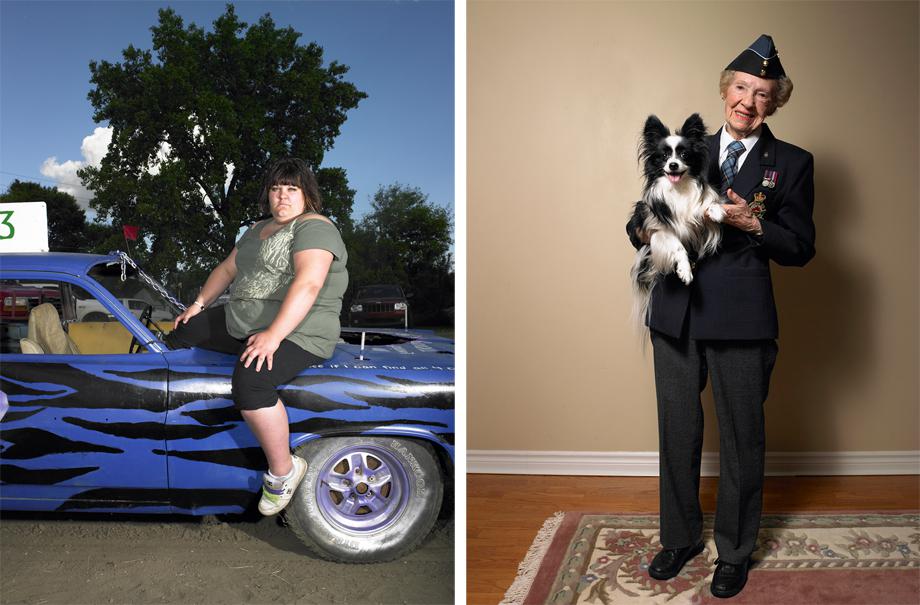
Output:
top-left (225, 215), bottom-right (348, 359)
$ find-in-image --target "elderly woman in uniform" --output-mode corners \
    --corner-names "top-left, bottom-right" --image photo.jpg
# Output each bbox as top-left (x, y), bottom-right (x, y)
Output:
top-left (168, 157), bottom-right (348, 516)
top-left (628, 35), bottom-right (815, 598)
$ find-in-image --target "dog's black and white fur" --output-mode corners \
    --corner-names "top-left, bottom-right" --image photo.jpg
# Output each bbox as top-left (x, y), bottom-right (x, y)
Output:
top-left (629, 113), bottom-right (725, 329)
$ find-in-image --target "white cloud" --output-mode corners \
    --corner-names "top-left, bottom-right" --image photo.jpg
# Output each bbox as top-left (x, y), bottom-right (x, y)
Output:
top-left (41, 126), bottom-right (112, 209)
top-left (43, 122), bottom-right (229, 217)
top-left (81, 127), bottom-right (112, 166)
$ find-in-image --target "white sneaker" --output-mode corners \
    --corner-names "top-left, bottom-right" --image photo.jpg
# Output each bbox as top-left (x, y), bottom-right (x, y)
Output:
top-left (258, 455), bottom-right (307, 516)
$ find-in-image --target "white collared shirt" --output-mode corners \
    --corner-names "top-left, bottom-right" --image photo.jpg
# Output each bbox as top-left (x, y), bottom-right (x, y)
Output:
top-left (719, 125), bottom-right (761, 172)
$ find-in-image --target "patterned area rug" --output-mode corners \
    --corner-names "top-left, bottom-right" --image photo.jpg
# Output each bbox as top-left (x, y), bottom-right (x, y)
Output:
top-left (501, 512), bottom-right (920, 605)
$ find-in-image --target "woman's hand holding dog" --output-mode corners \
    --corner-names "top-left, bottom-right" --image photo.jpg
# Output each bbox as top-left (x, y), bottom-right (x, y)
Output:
top-left (717, 189), bottom-right (763, 235)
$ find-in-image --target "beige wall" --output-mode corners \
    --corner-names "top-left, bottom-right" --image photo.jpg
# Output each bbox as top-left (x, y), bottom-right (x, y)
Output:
top-left (468, 1), bottom-right (919, 453)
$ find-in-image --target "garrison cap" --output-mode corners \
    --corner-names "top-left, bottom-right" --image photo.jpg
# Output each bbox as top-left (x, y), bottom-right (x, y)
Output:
top-left (726, 34), bottom-right (786, 79)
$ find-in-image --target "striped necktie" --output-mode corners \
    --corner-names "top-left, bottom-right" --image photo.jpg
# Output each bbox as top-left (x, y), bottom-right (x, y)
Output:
top-left (720, 140), bottom-right (746, 193)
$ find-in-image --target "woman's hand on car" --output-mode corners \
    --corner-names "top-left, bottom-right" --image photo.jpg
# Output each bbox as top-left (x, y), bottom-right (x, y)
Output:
top-left (173, 303), bottom-right (203, 330)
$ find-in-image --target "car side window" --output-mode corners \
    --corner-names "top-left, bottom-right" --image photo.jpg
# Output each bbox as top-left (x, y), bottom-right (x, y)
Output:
top-left (69, 284), bottom-right (157, 354)
top-left (0, 279), bottom-right (153, 355)
top-left (0, 279), bottom-right (64, 354)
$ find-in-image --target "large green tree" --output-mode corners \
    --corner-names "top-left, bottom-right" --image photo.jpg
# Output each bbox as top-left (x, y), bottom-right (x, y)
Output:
top-left (0, 180), bottom-right (112, 252)
top-left (350, 184), bottom-right (454, 324)
top-left (80, 4), bottom-right (365, 280)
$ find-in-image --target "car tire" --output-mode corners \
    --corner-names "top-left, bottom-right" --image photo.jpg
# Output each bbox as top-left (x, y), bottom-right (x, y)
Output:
top-left (83, 312), bottom-right (108, 322)
top-left (285, 436), bottom-right (444, 563)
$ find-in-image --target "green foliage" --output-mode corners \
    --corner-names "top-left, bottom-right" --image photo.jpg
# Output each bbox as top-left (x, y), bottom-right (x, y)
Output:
top-left (0, 180), bottom-right (113, 252)
top-left (80, 4), bottom-right (365, 281)
top-left (348, 184), bottom-right (454, 324)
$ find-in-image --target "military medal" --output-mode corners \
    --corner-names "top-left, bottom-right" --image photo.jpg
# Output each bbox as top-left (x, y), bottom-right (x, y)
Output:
top-left (750, 192), bottom-right (767, 218)
top-left (761, 169), bottom-right (778, 189)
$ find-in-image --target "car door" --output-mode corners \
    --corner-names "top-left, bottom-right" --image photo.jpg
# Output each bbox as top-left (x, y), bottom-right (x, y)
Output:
top-left (0, 272), bottom-right (170, 512)
top-left (160, 346), bottom-right (264, 514)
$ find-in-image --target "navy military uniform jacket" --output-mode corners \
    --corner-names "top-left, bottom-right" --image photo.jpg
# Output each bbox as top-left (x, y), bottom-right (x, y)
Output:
top-left (628, 123), bottom-right (816, 340)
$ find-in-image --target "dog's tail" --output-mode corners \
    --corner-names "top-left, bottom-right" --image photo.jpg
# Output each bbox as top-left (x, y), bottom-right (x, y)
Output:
top-left (630, 244), bottom-right (656, 339)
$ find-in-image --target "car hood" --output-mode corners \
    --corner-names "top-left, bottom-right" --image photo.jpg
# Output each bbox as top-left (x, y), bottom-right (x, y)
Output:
top-left (164, 328), bottom-right (454, 373)
top-left (330, 328), bottom-right (453, 368)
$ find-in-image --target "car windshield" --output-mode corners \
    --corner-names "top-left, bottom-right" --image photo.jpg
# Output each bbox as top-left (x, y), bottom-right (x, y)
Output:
top-left (87, 262), bottom-right (183, 321)
top-left (357, 285), bottom-right (403, 299)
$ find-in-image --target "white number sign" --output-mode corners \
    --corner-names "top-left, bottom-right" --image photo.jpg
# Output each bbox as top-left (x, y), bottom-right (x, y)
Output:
top-left (0, 202), bottom-right (49, 253)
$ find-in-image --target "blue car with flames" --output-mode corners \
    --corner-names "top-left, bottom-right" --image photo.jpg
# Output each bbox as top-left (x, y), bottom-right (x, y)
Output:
top-left (0, 251), bottom-right (454, 563)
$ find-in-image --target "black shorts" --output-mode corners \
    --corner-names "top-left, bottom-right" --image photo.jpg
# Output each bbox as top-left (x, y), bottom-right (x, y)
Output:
top-left (165, 305), bottom-right (324, 410)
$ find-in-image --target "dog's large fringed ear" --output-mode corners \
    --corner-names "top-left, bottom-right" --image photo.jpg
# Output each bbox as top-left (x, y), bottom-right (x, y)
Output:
top-left (678, 113), bottom-right (707, 140)
top-left (643, 115), bottom-right (669, 145)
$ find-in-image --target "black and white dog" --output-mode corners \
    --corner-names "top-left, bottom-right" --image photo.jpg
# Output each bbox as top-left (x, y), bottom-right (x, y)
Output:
top-left (628, 113), bottom-right (724, 328)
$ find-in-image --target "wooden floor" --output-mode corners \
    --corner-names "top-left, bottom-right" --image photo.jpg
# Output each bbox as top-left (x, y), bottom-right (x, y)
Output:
top-left (467, 474), bottom-right (920, 605)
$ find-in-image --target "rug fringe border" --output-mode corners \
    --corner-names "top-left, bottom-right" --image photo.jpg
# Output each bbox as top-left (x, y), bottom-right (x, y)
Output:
top-left (499, 511), bottom-right (567, 605)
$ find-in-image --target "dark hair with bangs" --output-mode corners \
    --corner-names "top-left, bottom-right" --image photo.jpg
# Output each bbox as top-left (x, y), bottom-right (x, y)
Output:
top-left (258, 157), bottom-right (323, 216)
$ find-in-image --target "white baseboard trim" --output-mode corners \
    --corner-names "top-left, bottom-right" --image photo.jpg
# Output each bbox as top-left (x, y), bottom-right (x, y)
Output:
top-left (468, 450), bottom-right (920, 476)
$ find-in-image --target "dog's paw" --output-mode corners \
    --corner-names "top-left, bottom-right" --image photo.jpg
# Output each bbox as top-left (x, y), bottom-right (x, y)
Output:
top-left (677, 261), bottom-right (693, 285)
top-left (706, 204), bottom-right (725, 222)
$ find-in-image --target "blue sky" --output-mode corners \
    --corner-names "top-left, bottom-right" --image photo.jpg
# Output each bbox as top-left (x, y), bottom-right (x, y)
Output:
top-left (0, 0), bottom-right (454, 221)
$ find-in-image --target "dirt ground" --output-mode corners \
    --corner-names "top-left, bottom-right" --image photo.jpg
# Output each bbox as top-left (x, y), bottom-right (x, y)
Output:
top-left (0, 511), bottom-right (453, 605)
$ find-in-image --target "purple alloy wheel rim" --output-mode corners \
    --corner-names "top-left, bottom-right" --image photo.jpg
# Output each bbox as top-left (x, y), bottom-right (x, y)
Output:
top-left (315, 444), bottom-right (411, 534)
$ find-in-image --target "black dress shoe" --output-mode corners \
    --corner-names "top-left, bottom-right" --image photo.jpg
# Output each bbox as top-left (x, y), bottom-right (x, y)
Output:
top-left (647, 542), bottom-right (705, 580)
top-left (710, 558), bottom-right (750, 598)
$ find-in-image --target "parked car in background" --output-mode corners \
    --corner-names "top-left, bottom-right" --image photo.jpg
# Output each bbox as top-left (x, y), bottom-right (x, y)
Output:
top-left (0, 252), bottom-right (454, 563)
top-left (349, 284), bottom-right (410, 328)
top-left (1, 284), bottom-right (60, 320)
top-left (75, 297), bottom-right (173, 323)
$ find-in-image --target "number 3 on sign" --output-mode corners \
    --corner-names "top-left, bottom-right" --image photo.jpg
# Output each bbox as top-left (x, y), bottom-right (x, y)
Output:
top-left (0, 211), bottom-right (14, 240)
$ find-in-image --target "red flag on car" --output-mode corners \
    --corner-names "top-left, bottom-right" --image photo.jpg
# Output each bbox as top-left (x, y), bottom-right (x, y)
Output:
top-left (123, 225), bottom-right (139, 241)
